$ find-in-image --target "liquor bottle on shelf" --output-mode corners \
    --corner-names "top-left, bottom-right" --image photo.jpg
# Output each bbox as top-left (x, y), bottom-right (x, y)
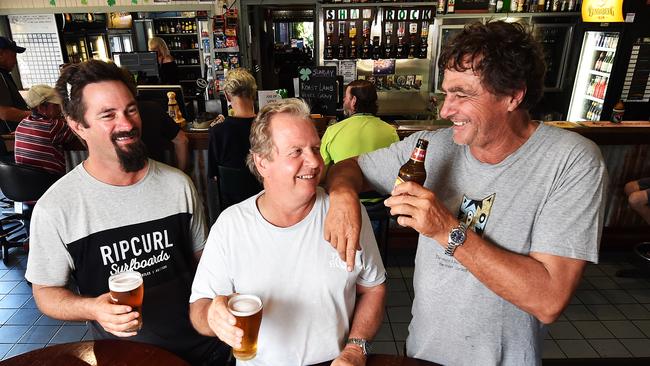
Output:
top-left (552, 0), bottom-right (560, 11)
top-left (436, 0), bottom-right (446, 15)
top-left (349, 39), bottom-right (357, 59)
top-left (561, 0), bottom-right (569, 11)
top-left (496, 0), bottom-right (504, 12)
top-left (361, 37), bottom-right (370, 59)
top-left (324, 22), bottom-right (334, 60)
top-left (594, 52), bottom-right (604, 71)
top-left (337, 22), bottom-right (346, 59)
top-left (510, 0), bottom-right (518, 12)
top-left (418, 21), bottom-right (429, 59)
top-left (324, 35), bottom-right (334, 60)
top-left (501, 0), bottom-right (511, 12)
top-left (372, 36), bottom-right (381, 60)
top-left (407, 22), bottom-right (418, 58)
top-left (396, 22), bottom-right (406, 59)
top-left (447, 0), bottom-right (455, 13)
top-left (489, 0), bottom-right (497, 12)
top-left (537, 0), bottom-right (545, 11)
top-left (545, 0), bottom-right (552, 11)
top-left (348, 21), bottom-right (357, 59)
top-left (384, 22), bottom-right (394, 59)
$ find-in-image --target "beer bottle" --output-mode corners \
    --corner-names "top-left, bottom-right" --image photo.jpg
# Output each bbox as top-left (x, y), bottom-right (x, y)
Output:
top-left (395, 138), bottom-right (429, 188)
top-left (610, 100), bottom-right (625, 123)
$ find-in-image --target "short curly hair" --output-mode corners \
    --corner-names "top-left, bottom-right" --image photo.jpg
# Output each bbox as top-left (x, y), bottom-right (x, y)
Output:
top-left (246, 98), bottom-right (312, 182)
top-left (223, 68), bottom-right (257, 100)
top-left (437, 20), bottom-right (546, 110)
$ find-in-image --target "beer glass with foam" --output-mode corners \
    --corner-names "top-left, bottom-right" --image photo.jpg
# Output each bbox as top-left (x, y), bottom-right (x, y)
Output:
top-left (228, 294), bottom-right (263, 360)
top-left (108, 270), bottom-right (144, 332)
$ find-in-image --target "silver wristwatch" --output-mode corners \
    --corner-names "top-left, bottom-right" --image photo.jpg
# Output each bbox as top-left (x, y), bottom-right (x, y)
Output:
top-left (445, 222), bottom-right (467, 256)
top-left (346, 338), bottom-right (370, 356)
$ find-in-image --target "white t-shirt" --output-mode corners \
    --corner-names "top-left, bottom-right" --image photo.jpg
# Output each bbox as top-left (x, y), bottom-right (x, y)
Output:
top-left (191, 187), bottom-right (386, 366)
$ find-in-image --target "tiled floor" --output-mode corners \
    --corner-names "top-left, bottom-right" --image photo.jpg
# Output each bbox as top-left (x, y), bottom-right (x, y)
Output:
top-left (1, 246), bottom-right (650, 361)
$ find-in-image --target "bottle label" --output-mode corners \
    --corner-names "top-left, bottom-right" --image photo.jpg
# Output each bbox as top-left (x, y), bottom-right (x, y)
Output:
top-left (394, 176), bottom-right (405, 188)
top-left (410, 147), bottom-right (426, 162)
top-left (611, 109), bottom-right (624, 123)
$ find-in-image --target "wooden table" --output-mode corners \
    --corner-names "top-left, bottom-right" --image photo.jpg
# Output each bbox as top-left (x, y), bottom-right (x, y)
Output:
top-left (312, 354), bottom-right (439, 366)
top-left (367, 355), bottom-right (439, 365)
top-left (0, 340), bottom-right (189, 366)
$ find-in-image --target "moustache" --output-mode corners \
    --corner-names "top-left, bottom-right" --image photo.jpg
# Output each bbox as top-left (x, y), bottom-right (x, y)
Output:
top-left (111, 128), bottom-right (140, 142)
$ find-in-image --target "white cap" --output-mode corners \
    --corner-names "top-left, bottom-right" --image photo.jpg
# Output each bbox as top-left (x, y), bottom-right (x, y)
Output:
top-left (25, 84), bottom-right (62, 109)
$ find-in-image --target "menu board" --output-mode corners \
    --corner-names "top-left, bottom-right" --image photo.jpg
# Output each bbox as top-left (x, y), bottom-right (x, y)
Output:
top-left (298, 66), bottom-right (337, 116)
top-left (622, 38), bottom-right (650, 103)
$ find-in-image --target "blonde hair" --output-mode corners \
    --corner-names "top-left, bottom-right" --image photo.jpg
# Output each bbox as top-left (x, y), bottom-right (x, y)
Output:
top-left (223, 68), bottom-right (257, 100)
top-left (246, 98), bottom-right (312, 182)
top-left (148, 37), bottom-right (171, 59)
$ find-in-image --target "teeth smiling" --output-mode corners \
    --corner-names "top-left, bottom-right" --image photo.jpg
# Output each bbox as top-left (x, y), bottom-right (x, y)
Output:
top-left (297, 174), bottom-right (315, 179)
top-left (453, 121), bottom-right (468, 126)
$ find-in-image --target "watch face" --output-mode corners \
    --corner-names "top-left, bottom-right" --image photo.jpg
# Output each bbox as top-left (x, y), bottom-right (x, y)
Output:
top-left (450, 228), bottom-right (466, 244)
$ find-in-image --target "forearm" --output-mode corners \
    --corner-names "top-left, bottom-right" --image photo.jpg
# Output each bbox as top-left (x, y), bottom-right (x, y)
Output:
top-left (453, 232), bottom-right (585, 324)
top-left (189, 298), bottom-right (217, 337)
top-left (172, 131), bottom-right (189, 172)
top-left (325, 158), bottom-right (370, 197)
top-left (0, 106), bottom-right (29, 123)
top-left (348, 283), bottom-right (386, 340)
top-left (32, 285), bottom-right (98, 322)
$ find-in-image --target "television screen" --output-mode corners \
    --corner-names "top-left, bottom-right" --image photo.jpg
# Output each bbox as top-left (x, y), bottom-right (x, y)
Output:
top-left (113, 52), bottom-right (159, 78)
top-left (136, 85), bottom-right (188, 121)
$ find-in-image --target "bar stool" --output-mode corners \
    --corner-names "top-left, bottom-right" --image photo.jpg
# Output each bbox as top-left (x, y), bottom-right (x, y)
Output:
top-left (0, 162), bottom-right (62, 264)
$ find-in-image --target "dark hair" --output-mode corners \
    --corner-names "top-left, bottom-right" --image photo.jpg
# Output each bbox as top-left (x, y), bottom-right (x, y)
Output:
top-left (437, 20), bottom-right (546, 110)
top-left (347, 80), bottom-right (378, 115)
top-left (55, 60), bottom-right (137, 127)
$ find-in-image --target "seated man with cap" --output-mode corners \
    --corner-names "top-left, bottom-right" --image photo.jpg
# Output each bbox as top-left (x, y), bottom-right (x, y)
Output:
top-left (14, 85), bottom-right (74, 175)
top-left (0, 36), bottom-right (30, 133)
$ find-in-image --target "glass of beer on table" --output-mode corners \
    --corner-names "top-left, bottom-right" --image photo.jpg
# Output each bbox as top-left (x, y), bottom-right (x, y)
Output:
top-left (108, 270), bottom-right (144, 332)
top-left (228, 294), bottom-right (263, 360)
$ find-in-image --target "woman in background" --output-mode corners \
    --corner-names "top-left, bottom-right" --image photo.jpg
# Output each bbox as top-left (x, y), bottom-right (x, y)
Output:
top-left (207, 68), bottom-right (261, 223)
top-left (148, 37), bottom-right (179, 85)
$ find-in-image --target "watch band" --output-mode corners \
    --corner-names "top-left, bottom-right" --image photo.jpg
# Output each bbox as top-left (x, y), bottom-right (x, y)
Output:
top-left (445, 222), bottom-right (467, 257)
top-left (346, 338), bottom-right (370, 356)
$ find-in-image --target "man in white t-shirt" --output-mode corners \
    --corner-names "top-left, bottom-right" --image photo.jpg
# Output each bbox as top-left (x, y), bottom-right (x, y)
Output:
top-left (190, 98), bottom-right (386, 366)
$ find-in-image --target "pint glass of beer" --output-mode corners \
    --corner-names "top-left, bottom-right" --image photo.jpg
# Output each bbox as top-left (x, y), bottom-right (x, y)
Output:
top-left (228, 294), bottom-right (263, 360)
top-left (108, 270), bottom-right (144, 332)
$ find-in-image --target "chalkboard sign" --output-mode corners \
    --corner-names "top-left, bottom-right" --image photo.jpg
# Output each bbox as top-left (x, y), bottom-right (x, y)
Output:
top-left (298, 66), bottom-right (338, 116)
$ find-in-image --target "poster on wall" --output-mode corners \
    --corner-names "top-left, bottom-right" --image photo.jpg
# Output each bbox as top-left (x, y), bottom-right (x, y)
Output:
top-left (8, 14), bottom-right (64, 89)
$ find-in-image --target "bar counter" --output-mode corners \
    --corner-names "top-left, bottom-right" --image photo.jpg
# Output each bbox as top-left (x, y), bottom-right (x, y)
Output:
top-left (2, 120), bottom-right (649, 246)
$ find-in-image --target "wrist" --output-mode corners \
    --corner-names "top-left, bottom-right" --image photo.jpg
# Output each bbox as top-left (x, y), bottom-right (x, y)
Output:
top-left (344, 343), bottom-right (367, 358)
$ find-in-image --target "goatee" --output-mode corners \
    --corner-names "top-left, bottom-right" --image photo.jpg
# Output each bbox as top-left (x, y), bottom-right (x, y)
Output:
top-left (112, 129), bottom-right (148, 172)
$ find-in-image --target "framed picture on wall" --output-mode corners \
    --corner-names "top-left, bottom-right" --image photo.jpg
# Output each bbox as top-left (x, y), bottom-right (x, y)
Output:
top-left (454, 0), bottom-right (490, 13)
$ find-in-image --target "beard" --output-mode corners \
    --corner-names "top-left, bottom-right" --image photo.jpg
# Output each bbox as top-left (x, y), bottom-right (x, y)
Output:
top-left (111, 129), bottom-right (148, 173)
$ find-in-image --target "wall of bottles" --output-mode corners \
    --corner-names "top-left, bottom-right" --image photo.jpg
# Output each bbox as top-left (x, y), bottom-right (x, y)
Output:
top-left (323, 7), bottom-right (432, 61)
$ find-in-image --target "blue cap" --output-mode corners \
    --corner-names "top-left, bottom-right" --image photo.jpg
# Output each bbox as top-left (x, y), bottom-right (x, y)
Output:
top-left (0, 36), bottom-right (26, 53)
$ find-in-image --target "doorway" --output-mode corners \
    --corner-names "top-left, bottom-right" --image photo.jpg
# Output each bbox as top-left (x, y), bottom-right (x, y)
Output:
top-left (247, 4), bottom-right (316, 96)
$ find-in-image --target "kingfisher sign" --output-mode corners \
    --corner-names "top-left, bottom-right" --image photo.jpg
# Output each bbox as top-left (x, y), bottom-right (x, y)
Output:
top-left (582, 0), bottom-right (624, 22)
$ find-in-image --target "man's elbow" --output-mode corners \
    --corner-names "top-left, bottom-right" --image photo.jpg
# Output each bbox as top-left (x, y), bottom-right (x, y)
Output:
top-left (532, 296), bottom-right (570, 324)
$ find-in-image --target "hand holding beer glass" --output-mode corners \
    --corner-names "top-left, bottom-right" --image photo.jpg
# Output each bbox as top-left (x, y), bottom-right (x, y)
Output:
top-left (228, 294), bottom-right (263, 360)
top-left (108, 270), bottom-right (144, 332)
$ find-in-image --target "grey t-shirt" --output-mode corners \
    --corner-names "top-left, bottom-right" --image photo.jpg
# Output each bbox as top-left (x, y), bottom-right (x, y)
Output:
top-left (25, 160), bottom-right (220, 364)
top-left (358, 123), bottom-right (607, 366)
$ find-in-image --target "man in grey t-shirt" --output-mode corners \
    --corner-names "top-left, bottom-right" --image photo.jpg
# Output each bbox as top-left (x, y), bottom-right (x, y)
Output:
top-left (324, 21), bottom-right (607, 365)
